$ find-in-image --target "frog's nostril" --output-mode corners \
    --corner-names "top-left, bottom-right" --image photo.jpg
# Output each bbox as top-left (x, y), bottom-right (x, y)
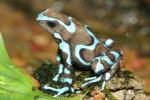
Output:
top-left (36, 13), bottom-right (43, 21)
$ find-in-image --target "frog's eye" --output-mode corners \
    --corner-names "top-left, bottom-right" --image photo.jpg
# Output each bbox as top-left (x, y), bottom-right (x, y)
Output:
top-left (47, 21), bottom-right (57, 28)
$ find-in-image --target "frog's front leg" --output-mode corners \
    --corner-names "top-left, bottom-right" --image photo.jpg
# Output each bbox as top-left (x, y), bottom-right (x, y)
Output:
top-left (52, 50), bottom-right (64, 82)
top-left (44, 65), bottom-right (74, 97)
top-left (43, 37), bottom-right (75, 96)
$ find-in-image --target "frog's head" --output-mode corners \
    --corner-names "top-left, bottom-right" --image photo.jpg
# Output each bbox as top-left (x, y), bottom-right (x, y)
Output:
top-left (37, 8), bottom-right (76, 41)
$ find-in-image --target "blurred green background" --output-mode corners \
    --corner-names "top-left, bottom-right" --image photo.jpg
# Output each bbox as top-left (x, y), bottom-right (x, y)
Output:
top-left (0, 0), bottom-right (149, 93)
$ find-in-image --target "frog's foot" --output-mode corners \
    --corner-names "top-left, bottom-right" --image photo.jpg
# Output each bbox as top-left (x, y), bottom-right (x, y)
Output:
top-left (81, 76), bottom-right (102, 89)
top-left (43, 84), bottom-right (81, 97)
top-left (81, 75), bottom-right (108, 90)
top-left (43, 84), bottom-right (70, 97)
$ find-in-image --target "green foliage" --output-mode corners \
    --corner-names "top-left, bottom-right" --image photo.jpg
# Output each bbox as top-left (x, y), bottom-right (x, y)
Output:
top-left (0, 32), bottom-right (82, 100)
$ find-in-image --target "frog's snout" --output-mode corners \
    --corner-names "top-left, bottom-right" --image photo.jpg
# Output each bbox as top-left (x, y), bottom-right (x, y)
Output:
top-left (36, 14), bottom-right (42, 21)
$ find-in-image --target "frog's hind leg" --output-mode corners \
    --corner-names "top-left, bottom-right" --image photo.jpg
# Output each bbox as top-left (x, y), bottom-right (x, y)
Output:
top-left (81, 50), bottom-right (122, 90)
top-left (100, 56), bottom-right (121, 90)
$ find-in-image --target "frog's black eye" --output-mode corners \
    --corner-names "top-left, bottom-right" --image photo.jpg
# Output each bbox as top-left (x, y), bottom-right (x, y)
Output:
top-left (47, 21), bottom-right (57, 28)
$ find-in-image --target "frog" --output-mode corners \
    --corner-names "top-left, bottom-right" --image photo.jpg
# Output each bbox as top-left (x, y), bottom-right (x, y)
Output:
top-left (36, 8), bottom-right (123, 97)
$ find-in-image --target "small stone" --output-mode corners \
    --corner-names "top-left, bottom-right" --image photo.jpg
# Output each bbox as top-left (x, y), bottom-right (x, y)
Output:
top-left (133, 93), bottom-right (150, 100)
top-left (129, 76), bottom-right (143, 90)
top-left (112, 90), bottom-right (135, 100)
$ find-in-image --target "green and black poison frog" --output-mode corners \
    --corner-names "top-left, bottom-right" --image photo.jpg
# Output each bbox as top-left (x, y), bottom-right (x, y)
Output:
top-left (36, 8), bottom-right (123, 97)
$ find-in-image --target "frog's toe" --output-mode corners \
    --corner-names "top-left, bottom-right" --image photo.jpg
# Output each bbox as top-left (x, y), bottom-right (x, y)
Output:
top-left (52, 75), bottom-right (59, 82)
top-left (74, 89), bottom-right (82, 93)
top-left (100, 81), bottom-right (106, 90)
top-left (84, 76), bottom-right (97, 81)
top-left (71, 87), bottom-right (82, 94)
top-left (43, 85), bottom-right (70, 96)
top-left (54, 87), bottom-right (82, 97)
top-left (81, 76), bottom-right (102, 88)
top-left (53, 87), bottom-right (70, 97)
top-left (43, 84), bottom-right (58, 92)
